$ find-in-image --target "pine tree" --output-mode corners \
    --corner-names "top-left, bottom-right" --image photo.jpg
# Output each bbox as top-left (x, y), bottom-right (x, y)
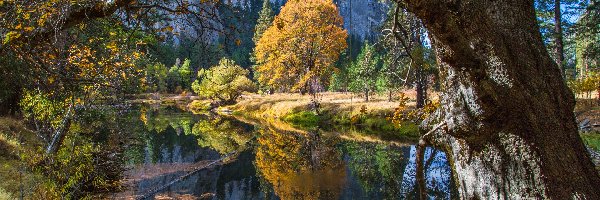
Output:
top-left (253, 0), bottom-right (275, 44)
top-left (251, 0), bottom-right (275, 93)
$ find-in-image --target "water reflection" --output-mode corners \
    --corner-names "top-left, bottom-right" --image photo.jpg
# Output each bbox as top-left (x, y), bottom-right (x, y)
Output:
top-left (192, 116), bottom-right (255, 154)
top-left (255, 128), bottom-right (346, 199)
top-left (115, 106), bottom-right (456, 199)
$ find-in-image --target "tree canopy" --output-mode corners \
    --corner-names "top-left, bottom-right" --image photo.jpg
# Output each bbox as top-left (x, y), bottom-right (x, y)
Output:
top-left (254, 0), bottom-right (348, 94)
top-left (192, 58), bottom-right (256, 104)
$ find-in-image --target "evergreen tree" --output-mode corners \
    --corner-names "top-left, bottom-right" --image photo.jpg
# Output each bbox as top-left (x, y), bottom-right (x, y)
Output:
top-left (178, 58), bottom-right (192, 90)
top-left (167, 58), bottom-right (183, 93)
top-left (574, 0), bottom-right (600, 79)
top-left (251, 0), bottom-right (275, 93)
top-left (253, 0), bottom-right (275, 44)
top-left (349, 42), bottom-right (380, 101)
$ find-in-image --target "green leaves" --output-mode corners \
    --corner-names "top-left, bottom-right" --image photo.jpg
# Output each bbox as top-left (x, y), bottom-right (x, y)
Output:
top-left (19, 89), bottom-right (66, 129)
top-left (192, 58), bottom-right (257, 104)
top-left (349, 42), bottom-right (381, 94)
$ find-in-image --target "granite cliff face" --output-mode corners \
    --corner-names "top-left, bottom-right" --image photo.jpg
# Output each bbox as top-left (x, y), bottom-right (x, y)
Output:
top-left (227, 0), bottom-right (390, 40)
top-left (336, 0), bottom-right (391, 40)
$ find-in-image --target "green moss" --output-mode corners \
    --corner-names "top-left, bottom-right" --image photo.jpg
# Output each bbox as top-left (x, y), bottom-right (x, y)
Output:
top-left (283, 111), bottom-right (321, 128)
top-left (581, 132), bottom-right (600, 152)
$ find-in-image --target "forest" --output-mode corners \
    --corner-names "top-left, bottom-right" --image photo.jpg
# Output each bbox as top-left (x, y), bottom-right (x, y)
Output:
top-left (0, 0), bottom-right (599, 199)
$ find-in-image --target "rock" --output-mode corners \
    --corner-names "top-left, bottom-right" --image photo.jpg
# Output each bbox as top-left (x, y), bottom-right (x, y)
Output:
top-left (580, 118), bottom-right (592, 132)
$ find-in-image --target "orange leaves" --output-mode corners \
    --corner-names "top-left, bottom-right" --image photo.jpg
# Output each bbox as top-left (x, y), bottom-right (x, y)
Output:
top-left (254, 0), bottom-right (347, 92)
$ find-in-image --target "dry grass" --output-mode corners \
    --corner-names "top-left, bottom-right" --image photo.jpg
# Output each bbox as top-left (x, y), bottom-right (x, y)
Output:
top-left (229, 90), bottom-right (438, 120)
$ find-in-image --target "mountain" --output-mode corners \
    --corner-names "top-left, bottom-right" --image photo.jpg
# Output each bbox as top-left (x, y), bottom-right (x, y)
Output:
top-left (227, 0), bottom-right (391, 40)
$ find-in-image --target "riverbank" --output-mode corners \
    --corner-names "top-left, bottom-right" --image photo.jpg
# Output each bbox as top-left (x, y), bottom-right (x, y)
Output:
top-left (0, 117), bottom-right (49, 199)
top-left (221, 92), bottom-right (430, 138)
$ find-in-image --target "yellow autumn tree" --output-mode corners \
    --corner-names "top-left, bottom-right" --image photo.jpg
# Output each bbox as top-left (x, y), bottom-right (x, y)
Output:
top-left (254, 0), bottom-right (347, 94)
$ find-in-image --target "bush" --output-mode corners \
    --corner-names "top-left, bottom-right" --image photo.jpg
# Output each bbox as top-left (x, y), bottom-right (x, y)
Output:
top-left (192, 58), bottom-right (257, 104)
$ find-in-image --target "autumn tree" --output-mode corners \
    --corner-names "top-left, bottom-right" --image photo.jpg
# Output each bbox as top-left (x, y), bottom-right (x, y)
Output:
top-left (254, 0), bottom-right (348, 95)
top-left (0, 0), bottom-right (228, 155)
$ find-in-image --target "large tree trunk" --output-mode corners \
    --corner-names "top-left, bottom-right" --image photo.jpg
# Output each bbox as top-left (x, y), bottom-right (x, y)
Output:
top-left (554, 0), bottom-right (565, 77)
top-left (402, 0), bottom-right (600, 199)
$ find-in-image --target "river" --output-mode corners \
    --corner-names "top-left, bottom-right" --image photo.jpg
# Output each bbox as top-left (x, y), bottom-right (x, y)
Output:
top-left (108, 105), bottom-right (457, 199)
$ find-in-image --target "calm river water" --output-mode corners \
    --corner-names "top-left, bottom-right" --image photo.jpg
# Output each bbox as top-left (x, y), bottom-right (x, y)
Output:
top-left (109, 105), bottom-right (457, 199)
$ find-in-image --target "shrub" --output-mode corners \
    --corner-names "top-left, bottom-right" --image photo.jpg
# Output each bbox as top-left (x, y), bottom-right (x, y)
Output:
top-left (192, 58), bottom-right (257, 104)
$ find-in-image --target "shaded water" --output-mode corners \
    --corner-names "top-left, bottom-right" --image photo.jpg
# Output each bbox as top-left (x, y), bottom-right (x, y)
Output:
top-left (111, 106), bottom-right (457, 199)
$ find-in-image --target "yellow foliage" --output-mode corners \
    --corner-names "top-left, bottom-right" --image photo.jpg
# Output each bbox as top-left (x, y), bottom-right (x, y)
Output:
top-left (392, 92), bottom-right (440, 127)
top-left (255, 127), bottom-right (345, 199)
top-left (254, 0), bottom-right (347, 92)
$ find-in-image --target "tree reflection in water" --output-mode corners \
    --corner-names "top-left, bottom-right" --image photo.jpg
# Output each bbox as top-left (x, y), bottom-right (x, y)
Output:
top-left (253, 126), bottom-right (456, 199)
top-left (191, 115), bottom-right (255, 154)
top-left (119, 106), bottom-right (456, 199)
top-left (255, 127), bottom-right (347, 199)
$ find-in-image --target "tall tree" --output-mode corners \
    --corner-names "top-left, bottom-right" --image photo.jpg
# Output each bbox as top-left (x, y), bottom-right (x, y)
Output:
top-left (253, 0), bottom-right (275, 44)
top-left (349, 42), bottom-right (380, 102)
top-left (251, 0), bottom-right (275, 92)
top-left (574, 0), bottom-right (600, 78)
top-left (383, 4), bottom-right (431, 108)
top-left (254, 0), bottom-right (348, 95)
top-left (554, 0), bottom-right (565, 76)
top-left (397, 0), bottom-right (600, 198)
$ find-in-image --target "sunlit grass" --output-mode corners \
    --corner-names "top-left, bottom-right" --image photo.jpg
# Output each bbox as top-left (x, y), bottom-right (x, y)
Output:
top-left (0, 187), bottom-right (14, 200)
top-left (283, 111), bottom-right (320, 128)
top-left (229, 92), bottom-right (431, 138)
top-left (581, 132), bottom-right (600, 152)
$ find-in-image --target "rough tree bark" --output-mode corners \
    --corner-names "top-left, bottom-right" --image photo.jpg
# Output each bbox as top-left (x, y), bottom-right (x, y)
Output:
top-left (400, 0), bottom-right (600, 199)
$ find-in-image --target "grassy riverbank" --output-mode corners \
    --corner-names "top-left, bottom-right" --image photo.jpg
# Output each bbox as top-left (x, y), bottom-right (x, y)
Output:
top-left (0, 117), bottom-right (50, 199)
top-left (222, 92), bottom-right (427, 138)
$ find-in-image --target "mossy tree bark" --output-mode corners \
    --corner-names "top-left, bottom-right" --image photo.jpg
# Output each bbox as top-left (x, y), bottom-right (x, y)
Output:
top-left (399, 0), bottom-right (600, 199)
